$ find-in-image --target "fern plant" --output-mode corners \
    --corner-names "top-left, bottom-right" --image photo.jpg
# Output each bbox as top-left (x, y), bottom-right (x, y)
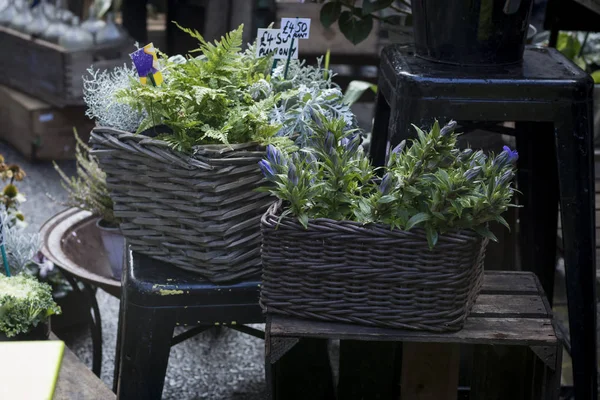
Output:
top-left (115, 24), bottom-right (289, 153)
top-left (53, 130), bottom-right (118, 226)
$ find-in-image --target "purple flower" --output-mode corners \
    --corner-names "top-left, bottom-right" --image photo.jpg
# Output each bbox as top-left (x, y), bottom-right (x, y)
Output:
top-left (379, 173), bottom-right (393, 195)
top-left (287, 163), bottom-right (298, 185)
top-left (341, 135), bottom-right (361, 154)
top-left (258, 160), bottom-right (276, 180)
top-left (496, 169), bottom-right (515, 187)
top-left (463, 166), bottom-right (482, 181)
top-left (391, 140), bottom-right (406, 154)
top-left (503, 146), bottom-right (519, 163)
top-left (440, 120), bottom-right (457, 137)
top-left (324, 131), bottom-right (335, 152)
top-left (266, 145), bottom-right (284, 167)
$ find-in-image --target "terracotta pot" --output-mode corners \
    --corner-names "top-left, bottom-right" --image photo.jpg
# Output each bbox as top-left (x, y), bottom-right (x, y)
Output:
top-left (0, 320), bottom-right (50, 341)
top-left (96, 218), bottom-right (124, 279)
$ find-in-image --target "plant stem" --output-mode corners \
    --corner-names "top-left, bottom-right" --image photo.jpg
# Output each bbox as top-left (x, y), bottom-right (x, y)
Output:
top-left (1, 244), bottom-right (10, 277)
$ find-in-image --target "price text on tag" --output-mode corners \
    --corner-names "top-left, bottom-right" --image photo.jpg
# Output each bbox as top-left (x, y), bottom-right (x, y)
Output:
top-left (281, 18), bottom-right (311, 39)
top-left (256, 28), bottom-right (299, 59)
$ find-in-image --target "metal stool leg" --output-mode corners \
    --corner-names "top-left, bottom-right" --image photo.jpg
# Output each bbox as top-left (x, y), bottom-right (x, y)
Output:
top-left (555, 101), bottom-right (598, 400)
top-left (61, 271), bottom-right (103, 377)
top-left (116, 303), bottom-right (176, 399)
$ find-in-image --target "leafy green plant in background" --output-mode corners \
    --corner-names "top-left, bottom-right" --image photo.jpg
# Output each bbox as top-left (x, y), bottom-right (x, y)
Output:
top-left (259, 116), bottom-right (517, 247)
top-left (556, 32), bottom-right (600, 83)
top-left (0, 210), bottom-right (61, 337)
top-left (316, 0), bottom-right (411, 44)
top-left (53, 130), bottom-right (118, 226)
top-left (0, 274), bottom-right (60, 337)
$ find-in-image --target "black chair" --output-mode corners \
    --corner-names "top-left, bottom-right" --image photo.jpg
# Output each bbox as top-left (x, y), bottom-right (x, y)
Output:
top-left (369, 45), bottom-right (597, 400)
top-left (113, 246), bottom-right (263, 399)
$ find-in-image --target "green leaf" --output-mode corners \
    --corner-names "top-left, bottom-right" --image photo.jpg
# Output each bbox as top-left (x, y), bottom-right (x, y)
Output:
top-left (556, 32), bottom-right (582, 61)
top-left (298, 214), bottom-right (309, 229)
top-left (342, 80), bottom-right (377, 106)
top-left (320, 2), bottom-right (342, 29)
top-left (591, 70), bottom-right (600, 84)
top-left (412, 124), bottom-right (427, 143)
top-left (406, 212), bottom-right (430, 230)
top-left (494, 215), bottom-right (511, 231)
top-left (474, 225), bottom-right (498, 242)
top-left (425, 225), bottom-right (439, 248)
top-left (363, 0), bottom-right (394, 15)
top-left (378, 194), bottom-right (396, 204)
top-left (338, 11), bottom-right (373, 45)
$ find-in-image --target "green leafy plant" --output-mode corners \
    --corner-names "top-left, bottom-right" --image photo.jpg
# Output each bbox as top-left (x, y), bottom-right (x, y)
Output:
top-left (0, 274), bottom-right (61, 337)
top-left (556, 32), bottom-right (600, 83)
top-left (114, 24), bottom-right (294, 153)
top-left (259, 116), bottom-right (517, 247)
top-left (316, 0), bottom-right (411, 45)
top-left (53, 130), bottom-right (118, 226)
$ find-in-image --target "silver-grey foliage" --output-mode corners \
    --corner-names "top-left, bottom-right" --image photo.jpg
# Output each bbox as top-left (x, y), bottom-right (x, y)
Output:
top-left (270, 58), bottom-right (358, 146)
top-left (83, 64), bottom-right (146, 132)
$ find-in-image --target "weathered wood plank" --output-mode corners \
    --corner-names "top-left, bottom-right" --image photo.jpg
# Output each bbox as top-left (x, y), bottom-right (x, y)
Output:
top-left (269, 316), bottom-right (557, 346)
top-left (401, 342), bottom-right (460, 400)
top-left (481, 272), bottom-right (538, 294)
top-left (471, 295), bottom-right (548, 318)
top-left (52, 333), bottom-right (115, 400)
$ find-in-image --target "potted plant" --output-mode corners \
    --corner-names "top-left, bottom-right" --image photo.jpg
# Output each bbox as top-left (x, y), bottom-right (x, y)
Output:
top-left (84, 23), bottom-right (355, 282)
top-left (259, 117), bottom-right (517, 331)
top-left (0, 214), bottom-right (61, 341)
top-left (315, 0), bottom-right (534, 65)
top-left (53, 130), bottom-right (123, 279)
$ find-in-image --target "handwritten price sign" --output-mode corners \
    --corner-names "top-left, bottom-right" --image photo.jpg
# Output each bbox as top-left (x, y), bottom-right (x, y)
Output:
top-left (281, 18), bottom-right (311, 39)
top-left (256, 28), bottom-right (299, 59)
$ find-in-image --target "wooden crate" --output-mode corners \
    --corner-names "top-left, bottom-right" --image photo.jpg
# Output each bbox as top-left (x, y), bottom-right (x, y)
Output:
top-left (0, 26), bottom-right (132, 107)
top-left (266, 271), bottom-right (562, 400)
top-left (0, 85), bottom-right (93, 161)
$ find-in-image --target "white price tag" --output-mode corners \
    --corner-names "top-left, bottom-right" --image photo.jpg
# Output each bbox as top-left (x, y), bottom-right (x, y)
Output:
top-left (281, 18), bottom-right (311, 39)
top-left (256, 28), bottom-right (299, 59)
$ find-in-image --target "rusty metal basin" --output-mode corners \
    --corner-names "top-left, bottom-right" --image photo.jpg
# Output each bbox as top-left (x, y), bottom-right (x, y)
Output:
top-left (40, 208), bottom-right (120, 298)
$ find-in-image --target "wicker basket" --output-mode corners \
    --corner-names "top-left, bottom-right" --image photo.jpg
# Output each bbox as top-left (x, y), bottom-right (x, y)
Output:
top-left (90, 127), bottom-right (272, 282)
top-left (260, 203), bottom-right (488, 332)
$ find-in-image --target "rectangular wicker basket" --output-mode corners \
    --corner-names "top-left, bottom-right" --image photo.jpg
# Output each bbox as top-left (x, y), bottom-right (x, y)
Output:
top-left (90, 127), bottom-right (272, 283)
top-left (260, 202), bottom-right (488, 332)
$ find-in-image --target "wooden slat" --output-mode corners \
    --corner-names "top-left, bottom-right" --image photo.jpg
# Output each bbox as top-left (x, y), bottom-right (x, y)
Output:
top-left (269, 316), bottom-right (557, 346)
top-left (51, 333), bottom-right (115, 400)
top-left (471, 295), bottom-right (548, 318)
top-left (401, 343), bottom-right (460, 400)
top-left (481, 271), bottom-right (538, 294)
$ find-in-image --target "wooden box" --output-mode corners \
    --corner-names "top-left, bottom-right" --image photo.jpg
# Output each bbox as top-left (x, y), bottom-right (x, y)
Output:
top-left (0, 85), bottom-right (93, 161)
top-left (266, 271), bottom-right (562, 400)
top-left (0, 26), bottom-right (132, 107)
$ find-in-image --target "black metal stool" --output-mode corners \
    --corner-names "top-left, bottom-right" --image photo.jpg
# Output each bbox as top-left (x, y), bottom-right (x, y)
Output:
top-left (113, 246), bottom-right (264, 399)
top-left (369, 45), bottom-right (597, 400)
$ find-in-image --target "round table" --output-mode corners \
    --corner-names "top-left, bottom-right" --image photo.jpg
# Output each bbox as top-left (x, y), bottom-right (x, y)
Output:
top-left (40, 208), bottom-right (121, 376)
